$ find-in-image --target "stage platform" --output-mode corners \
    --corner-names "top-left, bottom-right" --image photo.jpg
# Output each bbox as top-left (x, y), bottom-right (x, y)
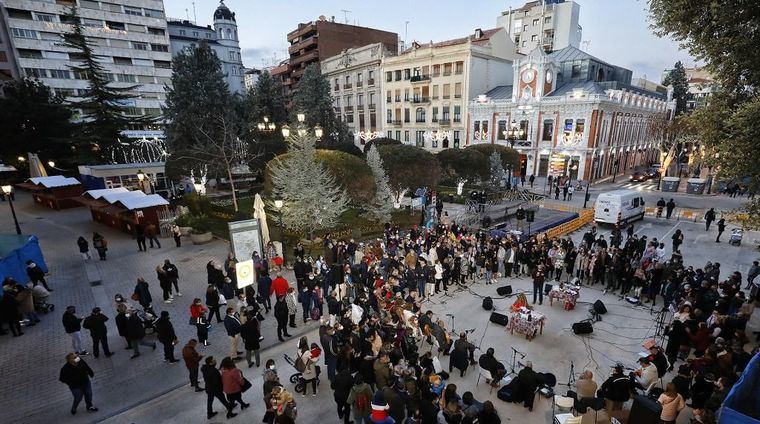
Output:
top-left (446, 199), bottom-right (578, 238)
top-left (489, 207), bottom-right (578, 238)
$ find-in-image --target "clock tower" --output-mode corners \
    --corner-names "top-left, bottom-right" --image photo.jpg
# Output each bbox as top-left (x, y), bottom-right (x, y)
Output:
top-left (513, 47), bottom-right (558, 101)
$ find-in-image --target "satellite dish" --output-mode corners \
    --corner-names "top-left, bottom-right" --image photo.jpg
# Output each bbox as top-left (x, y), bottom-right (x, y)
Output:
top-left (318, 15), bottom-right (326, 21)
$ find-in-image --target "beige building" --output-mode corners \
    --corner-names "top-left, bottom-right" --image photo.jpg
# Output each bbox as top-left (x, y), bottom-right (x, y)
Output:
top-left (380, 28), bottom-right (519, 151)
top-left (497, 0), bottom-right (582, 55)
top-left (321, 43), bottom-right (394, 148)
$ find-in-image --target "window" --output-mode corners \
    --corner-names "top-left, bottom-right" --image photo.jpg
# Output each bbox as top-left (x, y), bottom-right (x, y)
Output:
top-left (404, 108), bottom-right (410, 123)
top-left (404, 88), bottom-right (410, 101)
top-left (386, 109), bottom-right (392, 123)
top-left (474, 121), bottom-right (480, 134)
top-left (454, 106), bottom-right (461, 122)
top-left (133, 59), bottom-right (152, 66)
top-left (151, 44), bottom-right (169, 52)
top-left (442, 106), bottom-right (450, 121)
top-left (344, 95), bottom-right (352, 106)
top-left (368, 70), bottom-right (374, 82)
top-left (443, 84), bottom-right (451, 99)
top-left (18, 49), bottom-right (43, 59)
top-left (522, 41), bottom-right (527, 47)
top-left (443, 63), bottom-right (452, 76)
top-left (542, 120), bottom-right (554, 141)
top-left (523, 25), bottom-right (528, 32)
top-left (80, 0), bottom-right (100, 9)
top-left (357, 72), bottom-right (363, 84)
top-left (416, 131), bottom-right (425, 147)
top-left (369, 92), bottom-right (375, 105)
top-left (24, 68), bottom-right (45, 78)
top-left (55, 88), bottom-right (75, 97)
top-left (519, 121), bottom-right (529, 140)
top-left (110, 39), bottom-right (129, 48)
top-left (132, 42), bottom-right (149, 51)
top-left (563, 119), bottom-right (574, 141)
top-left (7, 9), bottom-right (33, 19)
top-left (394, 89), bottom-right (401, 102)
top-left (113, 57), bottom-right (132, 65)
top-left (453, 131), bottom-right (460, 148)
top-left (386, 71), bottom-right (392, 82)
top-left (105, 21), bottom-right (125, 31)
top-left (45, 51), bottom-right (68, 60)
top-left (49, 69), bottom-right (70, 79)
top-left (574, 119), bottom-right (585, 140)
top-left (455, 61), bottom-right (463, 75)
top-left (432, 107), bottom-right (438, 122)
top-left (544, 16), bottom-right (551, 24)
top-left (154, 60), bottom-right (171, 69)
top-left (148, 27), bottom-right (165, 36)
top-left (194, 31), bottom-right (199, 37)
top-left (432, 64), bottom-right (440, 77)
top-left (454, 82), bottom-right (462, 98)
top-left (115, 73), bottom-right (136, 83)
top-left (40, 32), bottom-right (61, 41)
top-left (345, 114), bottom-right (354, 123)
top-left (571, 64), bottom-right (581, 78)
top-left (335, 78), bottom-right (340, 90)
top-left (229, 51), bottom-right (236, 61)
top-left (387, 130), bottom-right (393, 138)
top-left (394, 70), bottom-right (402, 81)
top-left (497, 120), bottom-right (507, 140)
top-left (386, 90), bottom-right (391, 102)
top-left (124, 6), bottom-right (143, 16)
top-left (143, 9), bottom-right (165, 19)
top-left (396, 131), bottom-right (401, 140)
top-left (11, 28), bottom-right (37, 39)
top-left (345, 75), bottom-right (351, 84)
top-left (357, 94), bottom-right (364, 106)
top-left (531, 35), bottom-right (538, 41)
top-left (404, 131), bottom-right (410, 142)
top-left (404, 69), bottom-right (411, 80)
top-left (102, 2), bottom-right (122, 12)
top-left (35, 13), bottom-right (56, 22)
top-left (432, 85), bottom-right (439, 99)
top-left (533, 19), bottom-right (539, 26)
top-left (84, 19), bottom-right (103, 28)
top-left (128, 24), bottom-right (146, 33)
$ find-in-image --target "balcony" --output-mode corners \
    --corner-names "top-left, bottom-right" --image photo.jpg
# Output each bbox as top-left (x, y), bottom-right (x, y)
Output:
top-left (454, 94), bottom-right (462, 99)
top-left (343, 83), bottom-right (352, 89)
top-left (442, 95), bottom-right (451, 99)
top-left (333, 106), bottom-right (341, 113)
top-left (344, 105), bottom-right (353, 111)
top-left (334, 85), bottom-right (340, 91)
top-left (289, 49), bottom-right (319, 67)
top-left (415, 119), bottom-right (426, 123)
top-left (431, 96), bottom-right (439, 100)
top-left (288, 35), bottom-right (318, 53)
top-left (386, 97), bottom-right (392, 103)
top-left (367, 78), bottom-right (375, 86)
top-left (356, 81), bottom-right (363, 88)
top-left (368, 104), bottom-right (376, 110)
top-left (410, 75), bottom-right (431, 84)
top-left (443, 70), bottom-right (452, 76)
top-left (390, 120), bottom-right (402, 126)
top-left (455, 69), bottom-right (463, 75)
top-left (412, 96), bottom-right (430, 104)
top-left (394, 97), bottom-right (401, 102)
top-left (439, 119), bottom-right (451, 126)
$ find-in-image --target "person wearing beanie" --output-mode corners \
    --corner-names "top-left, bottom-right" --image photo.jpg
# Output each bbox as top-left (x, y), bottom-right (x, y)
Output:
top-left (370, 390), bottom-right (394, 423)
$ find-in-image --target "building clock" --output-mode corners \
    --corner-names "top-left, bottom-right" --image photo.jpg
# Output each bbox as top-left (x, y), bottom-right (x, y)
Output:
top-left (521, 69), bottom-right (535, 84)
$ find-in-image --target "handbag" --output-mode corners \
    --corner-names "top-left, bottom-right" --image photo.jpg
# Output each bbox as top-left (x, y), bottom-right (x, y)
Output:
top-left (131, 292), bottom-right (140, 301)
top-left (218, 293), bottom-right (227, 305)
top-left (241, 377), bottom-right (252, 393)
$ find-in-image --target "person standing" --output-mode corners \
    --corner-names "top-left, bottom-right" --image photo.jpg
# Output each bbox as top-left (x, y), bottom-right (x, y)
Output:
top-left (126, 308), bottom-right (156, 359)
top-left (133, 278), bottom-right (154, 312)
top-left (0, 286), bottom-right (23, 336)
top-left (567, 184), bottom-right (574, 201)
top-left (171, 223), bottom-right (182, 247)
top-left (145, 223), bottom-right (161, 248)
top-left (258, 271), bottom-right (273, 313)
top-left (26, 260), bottom-right (52, 291)
top-left (562, 184), bottom-right (569, 201)
top-left (529, 174), bottom-right (535, 188)
top-left (156, 266), bottom-right (172, 304)
top-left (715, 218), bottom-right (726, 243)
top-left (285, 287), bottom-right (298, 329)
top-left (155, 311), bottom-right (179, 363)
top-left (135, 225), bottom-right (147, 252)
top-left (347, 373), bottom-right (373, 424)
top-left (746, 261), bottom-right (759, 289)
top-left (82, 307), bottom-right (113, 358)
top-left (92, 232), bottom-right (108, 260)
top-left (77, 236), bottom-right (91, 260)
top-left (201, 356), bottom-right (237, 419)
top-left (163, 259), bottom-right (182, 297)
top-left (114, 305), bottom-right (131, 349)
top-left (206, 284), bottom-right (223, 323)
top-left (666, 199), bottom-right (676, 219)
top-left (274, 296), bottom-right (291, 342)
top-left (532, 265), bottom-right (546, 305)
top-left (182, 339), bottom-right (204, 392)
top-left (240, 311), bottom-right (261, 368)
top-left (221, 356), bottom-right (250, 409)
top-left (223, 307), bottom-right (243, 360)
top-left (333, 367), bottom-right (354, 424)
top-left (671, 229), bottom-right (684, 252)
top-left (658, 382), bottom-right (686, 424)
top-left (63, 306), bottom-right (88, 355)
top-left (59, 353), bottom-right (98, 415)
top-left (704, 208), bottom-right (716, 231)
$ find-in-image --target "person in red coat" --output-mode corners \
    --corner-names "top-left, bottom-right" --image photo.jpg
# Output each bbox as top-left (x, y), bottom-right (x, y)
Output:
top-left (270, 272), bottom-right (290, 298)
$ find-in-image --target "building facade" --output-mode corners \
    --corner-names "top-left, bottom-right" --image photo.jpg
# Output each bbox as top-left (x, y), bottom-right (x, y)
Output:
top-left (1, 0), bottom-right (172, 119)
top-left (283, 15), bottom-right (398, 91)
top-left (497, 0), bottom-right (581, 55)
top-left (321, 43), bottom-right (394, 147)
top-left (243, 68), bottom-right (259, 91)
top-left (467, 46), bottom-right (672, 181)
top-left (380, 28), bottom-right (518, 151)
top-left (0, 11), bottom-right (20, 81)
top-left (661, 66), bottom-right (717, 112)
top-left (167, 1), bottom-right (245, 94)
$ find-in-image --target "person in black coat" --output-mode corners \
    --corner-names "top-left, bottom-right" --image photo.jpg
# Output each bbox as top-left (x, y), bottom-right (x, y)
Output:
top-left (332, 366), bottom-right (354, 424)
top-left (274, 296), bottom-right (291, 341)
top-left (162, 259), bottom-right (181, 296)
top-left (126, 310), bottom-right (155, 358)
top-left (600, 365), bottom-right (632, 411)
top-left (240, 313), bottom-right (261, 368)
top-left (133, 278), bottom-right (153, 311)
top-left (201, 356), bottom-right (236, 419)
top-left (205, 284), bottom-right (223, 323)
top-left (449, 333), bottom-right (475, 377)
top-left (59, 352), bottom-right (98, 415)
top-left (0, 287), bottom-right (23, 336)
top-left (257, 272), bottom-right (272, 313)
top-left (82, 307), bottom-right (112, 358)
top-left (26, 260), bottom-right (52, 291)
top-left (114, 309), bottom-right (131, 349)
top-left (155, 311), bottom-right (178, 363)
top-left (206, 261), bottom-right (226, 290)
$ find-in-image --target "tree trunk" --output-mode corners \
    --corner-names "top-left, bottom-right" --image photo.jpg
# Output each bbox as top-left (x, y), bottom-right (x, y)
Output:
top-left (227, 165), bottom-right (239, 212)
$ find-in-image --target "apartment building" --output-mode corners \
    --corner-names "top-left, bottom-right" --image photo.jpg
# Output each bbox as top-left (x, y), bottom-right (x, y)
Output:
top-left (380, 28), bottom-right (518, 151)
top-left (1, 0), bottom-right (172, 121)
top-left (0, 11), bottom-right (20, 81)
top-left (661, 66), bottom-right (718, 112)
top-left (283, 15), bottom-right (397, 91)
top-left (497, 0), bottom-right (581, 55)
top-left (167, 1), bottom-right (245, 94)
top-left (321, 43), bottom-right (394, 147)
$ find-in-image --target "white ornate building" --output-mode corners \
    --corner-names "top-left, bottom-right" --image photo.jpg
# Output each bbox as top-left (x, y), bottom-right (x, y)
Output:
top-left (467, 46), bottom-right (673, 181)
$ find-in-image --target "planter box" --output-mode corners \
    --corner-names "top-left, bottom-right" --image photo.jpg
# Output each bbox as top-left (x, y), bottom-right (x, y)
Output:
top-left (179, 226), bottom-right (193, 236)
top-left (190, 232), bottom-right (213, 245)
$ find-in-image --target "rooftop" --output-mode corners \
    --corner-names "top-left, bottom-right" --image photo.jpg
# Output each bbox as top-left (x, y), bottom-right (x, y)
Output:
top-left (548, 46), bottom-right (615, 69)
top-left (484, 85), bottom-right (514, 100)
top-left (400, 28), bottom-right (501, 55)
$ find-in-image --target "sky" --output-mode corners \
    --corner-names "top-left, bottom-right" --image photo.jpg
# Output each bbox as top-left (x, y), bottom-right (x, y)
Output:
top-left (164, 0), bottom-right (694, 83)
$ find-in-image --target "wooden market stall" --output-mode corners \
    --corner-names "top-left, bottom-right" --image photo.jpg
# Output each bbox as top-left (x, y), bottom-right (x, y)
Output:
top-left (76, 188), bottom-right (169, 234)
top-left (15, 176), bottom-right (83, 210)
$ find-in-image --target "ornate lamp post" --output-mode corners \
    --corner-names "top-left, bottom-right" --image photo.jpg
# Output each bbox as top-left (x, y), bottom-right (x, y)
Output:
top-left (2, 185), bottom-right (21, 235)
top-left (281, 113), bottom-right (323, 140)
top-left (257, 116), bottom-right (276, 132)
top-left (503, 119), bottom-right (524, 148)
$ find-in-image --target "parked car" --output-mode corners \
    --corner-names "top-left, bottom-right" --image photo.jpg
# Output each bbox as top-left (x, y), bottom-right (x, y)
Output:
top-left (629, 171), bottom-right (649, 182)
top-left (645, 168), bottom-right (659, 179)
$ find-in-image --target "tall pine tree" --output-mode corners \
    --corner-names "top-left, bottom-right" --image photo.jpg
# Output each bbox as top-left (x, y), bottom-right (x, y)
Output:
top-left (245, 70), bottom-right (287, 130)
top-left (663, 61), bottom-right (689, 115)
top-left (269, 132), bottom-right (348, 236)
top-left (291, 63), bottom-right (348, 144)
top-left (163, 40), bottom-right (231, 152)
top-left (60, 5), bottom-right (144, 161)
top-left (365, 144), bottom-right (394, 222)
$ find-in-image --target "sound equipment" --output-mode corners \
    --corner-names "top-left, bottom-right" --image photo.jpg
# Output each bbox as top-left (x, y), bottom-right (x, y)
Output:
top-left (489, 312), bottom-right (509, 326)
top-left (482, 296), bottom-right (493, 311)
top-left (572, 320), bottom-right (593, 335)
top-left (543, 283), bottom-right (553, 295)
top-left (593, 300), bottom-right (607, 315)
top-left (496, 285), bottom-right (513, 296)
top-left (526, 210), bottom-right (535, 223)
top-left (628, 394), bottom-right (662, 424)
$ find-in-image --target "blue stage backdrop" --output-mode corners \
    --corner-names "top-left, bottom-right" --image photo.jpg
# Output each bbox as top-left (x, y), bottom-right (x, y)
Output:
top-left (0, 235), bottom-right (48, 292)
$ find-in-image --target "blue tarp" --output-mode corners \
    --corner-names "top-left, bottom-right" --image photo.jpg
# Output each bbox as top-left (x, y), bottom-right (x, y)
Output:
top-left (0, 235), bottom-right (47, 292)
top-left (719, 351), bottom-right (760, 423)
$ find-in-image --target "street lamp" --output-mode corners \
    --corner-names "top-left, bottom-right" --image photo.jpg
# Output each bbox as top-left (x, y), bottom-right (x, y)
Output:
top-left (503, 119), bottom-right (523, 148)
top-left (281, 125), bottom-right (291, 139)
top-left (2, 185), bottom-right (21, 235)
top-left (47, 161), bottom-right (55, 168)
top-left (274, 199), bottom-right (284, 239)
top-left (314, 124), bottom-right (324, 139)
top-left (296, 113), bottom-right (306, 123)
top-left (17, 156), bottom-right (25, 162)
top-left (257, 116), bottom-right (276, 132)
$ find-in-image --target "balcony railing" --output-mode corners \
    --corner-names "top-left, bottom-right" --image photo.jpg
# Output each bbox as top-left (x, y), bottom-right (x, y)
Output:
top-left (455, 69), bottom-right (463, 75)
top-left (416, 119), bottom-right (426, 123)
top-left (439, 119), bottom-right (451, 126)
top-left (343, 83), bottom-right (352, 89)
top-left (391, 120), bottom-right (402, 126)
top-left (368, 104), bottom-right (376, 110)
top-left (454, 94), bottom-right (462, 99)
top-left (395, 97), bottom-right (401, 102)
top-left (432, 71), bottom-right (440, 77)
top-left (334, 85), bottom-right (340, 91)
top-left (442, 95), bottom-right (451, 99)
top-left (344, 105), bottom-right (353, 111)
top-left (443, 70), bottom-right (452, 76)
top-left (386, 97), bottom-right (392, 103)
top-left (412, 96), bottom-right (430, 104)
top-left (356, 81), bottom-right (363, 88)
top-left (367, 78), bottom-right (375, 86)
top-left (410, 75), bottom-right (431, 83)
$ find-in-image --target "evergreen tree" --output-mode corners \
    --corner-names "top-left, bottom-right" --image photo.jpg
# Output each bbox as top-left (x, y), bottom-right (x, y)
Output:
top-left (245, 70), bottom-right (287, 131)
top-left (60, 5), bottom-right (145, 161)
top-left (163, 40), bottom-right (230, 152)
top-left (489, 151), bottom-right (506, 186)
top-left (291, 63), bottom-right (349, 144)
top-left (663, 61), bottom-right (689, 115)
top-left (0, 78), bottom-right (74, 166)
top-left (269, 132), bottom-right (349, 236)
top-left (365, 144), bottom-right (394, 222)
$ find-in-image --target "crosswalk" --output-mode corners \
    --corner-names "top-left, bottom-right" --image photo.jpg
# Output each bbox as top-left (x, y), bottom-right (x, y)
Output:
top-left (615, 180), bottom-right (658, 191)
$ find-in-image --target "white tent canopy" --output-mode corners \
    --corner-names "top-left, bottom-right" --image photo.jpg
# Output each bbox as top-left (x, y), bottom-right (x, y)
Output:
top-left (28, 175), bottom-right (80, 188)
top-left (253, 193), bottom-right (271, 246)
top-left (83, 187), bottom-right (168, 210)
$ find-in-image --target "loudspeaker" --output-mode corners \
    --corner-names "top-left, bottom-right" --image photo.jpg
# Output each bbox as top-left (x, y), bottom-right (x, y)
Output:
top-left (496, 285), bottom-right (513, 296)
top-left (572, 320), bottom-right (593, 335)
top-left (593, 299), bottom-right (607, 315)
top-left (489, 312), bottom-right (509, 326)
top-left (628, 395), bottom-right (662, 424)
top-left (526, 210), bottom-right (535, 223)
top-left (482, 296), bottom-right (493, 311)
top-left (544, 283), bottom-right (553, 295)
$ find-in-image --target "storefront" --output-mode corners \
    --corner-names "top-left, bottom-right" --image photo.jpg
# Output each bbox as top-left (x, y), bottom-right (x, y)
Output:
top-left (78, 162), bottom-right (169, 197)
top-left (547, 153), bottom-right (581, 181)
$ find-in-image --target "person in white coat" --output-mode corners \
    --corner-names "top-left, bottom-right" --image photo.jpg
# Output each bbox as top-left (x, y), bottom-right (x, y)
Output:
top-left (434, 260), bottom-right (444, 294)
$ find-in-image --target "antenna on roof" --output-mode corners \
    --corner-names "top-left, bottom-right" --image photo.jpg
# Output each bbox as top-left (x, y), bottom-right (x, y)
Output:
top-left (581, 40), bottom-right (591, 52)
top-left (340, 9), bottom-right (351, 24)
top-left (192, 2), bottom-right (197, 24)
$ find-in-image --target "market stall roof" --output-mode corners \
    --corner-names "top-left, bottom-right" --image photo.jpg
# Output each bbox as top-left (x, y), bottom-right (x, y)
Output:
top-left (114, 194), bottom-right (168, 210)
top-left (101, 190), bottom-right (144, 204)
top-left (27, 175), bottom-right (81, 188)
top-left (84, 187), bottom-right (131, 200)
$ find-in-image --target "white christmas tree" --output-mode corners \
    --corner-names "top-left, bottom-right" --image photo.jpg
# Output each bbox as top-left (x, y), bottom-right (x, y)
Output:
top-left (366, 144), bottom-right (394, 222)
top-left (269, 132), bottom-right (349, 236)
top-left (489, 151), bottom-right (506, 187)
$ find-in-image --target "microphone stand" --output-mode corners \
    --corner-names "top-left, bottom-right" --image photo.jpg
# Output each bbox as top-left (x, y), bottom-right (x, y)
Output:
top-left (508, 346), bottom-right (525, 377)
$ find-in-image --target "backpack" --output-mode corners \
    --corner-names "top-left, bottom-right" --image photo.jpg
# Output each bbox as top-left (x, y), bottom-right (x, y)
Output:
top-left (310, 307), bottom-right (321, 321)
top-left (295, 355), bottom-right (306, 373)
top-left (355, 391), bottom-right (369, 411)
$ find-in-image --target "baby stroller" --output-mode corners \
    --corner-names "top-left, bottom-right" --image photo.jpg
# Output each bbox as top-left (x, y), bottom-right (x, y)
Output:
top-left (31, 285), bottom-right (54, 313)
top-left (137, 307), bottom-right (158, 334)
top-left (283, 354), bottom-right (320, 394)
top-left (729, 228), bottom-right (743, 246)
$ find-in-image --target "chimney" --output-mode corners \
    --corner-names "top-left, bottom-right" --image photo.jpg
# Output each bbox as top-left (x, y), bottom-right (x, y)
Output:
top-left (474, 28), bottom-right (483, 39)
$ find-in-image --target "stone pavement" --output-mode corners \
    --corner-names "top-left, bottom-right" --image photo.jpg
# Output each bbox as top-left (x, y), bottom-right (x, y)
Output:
top-left (0, 193), bottom-right (317, 424)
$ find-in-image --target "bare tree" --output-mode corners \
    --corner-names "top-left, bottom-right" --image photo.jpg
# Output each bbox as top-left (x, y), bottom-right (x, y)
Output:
top-left (648, 115), bottom-right (695, 177)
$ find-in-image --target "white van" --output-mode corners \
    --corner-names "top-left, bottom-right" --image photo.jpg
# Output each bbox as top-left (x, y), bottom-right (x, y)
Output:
top-left (594, 190), bottom-right (646, 225)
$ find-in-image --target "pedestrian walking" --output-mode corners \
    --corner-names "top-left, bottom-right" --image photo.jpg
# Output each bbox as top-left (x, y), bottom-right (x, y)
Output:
top-left (715, 218), bottom-right (726, 243)
top-left (555, 184), bottom-right (560, 200)
top-left (145, 223), bottom-right (161, 248)
top-left (82, 307), bottom-right (113, 358)
top-left (171, 223), bottom-right (182, 247)
top-left (201, 356), bottom-right (237, 419)
top-left (529, 174), bottom-right (535, 188)
top-left (196, 311), bottom-right (210, 346)
top-left (133, 277), bottom-right (154, 311)
top-left (704, 208), bottom-right (716, 231)
top-left (223, 307), bottom-right (243, 360)
top-left (155, 311), bottom-right (179, 363)
top-left (532, 265), bottom-right (545, 305)
top-left (126, 308), bottom-right (156, 358)
top-left (182, 339), bottom-right (204, 392)
top-left (286, 287), bottom-right (298, 329)
top-left (562, 184), bottom-right (569, 201)
top-left (656, 198), bottom-right (666, 218)
top-left (221, 356), bottom-right (251, 409)
top-left (666, 199), bottom-right (676, 219)
top-left (59, 353), bottom-right (98, 415)
top-left (135, 225), bottom-right (147, 252)
top-left (240, 310), bottom-right (261, 368)
top-left (258, 271), bottom-right (273, 313)
top-left (274, 295), bottom-right (291, 341)
top-left (114, 304), bottom-right (131, 349)
top-left (746, 261), bottom-right (759, 289)
top-left (567, 184), bottom-right (574, 201)
top-left (156, 266), bottom-right (173, 304)
top-left (77, 236), bottom-right (91, 260)
top-left (26, 260), bottom-right (52, 291)
top-left (206, 284), bottom-right (223, 323)
top-left (163, 259), bottom-right (182, 297)
top-left (672, 229), bottom-right (684, 252)
top-left (63, 306), bottom-right (88, 355)
top-left (92, 232), bottom-right (108, 260)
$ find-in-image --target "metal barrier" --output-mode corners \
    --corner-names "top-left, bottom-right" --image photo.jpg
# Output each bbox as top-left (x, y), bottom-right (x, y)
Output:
top-left (546, 209), bottom-right (595, 239)
top-left (678, 210), bottom-right (698, 222)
